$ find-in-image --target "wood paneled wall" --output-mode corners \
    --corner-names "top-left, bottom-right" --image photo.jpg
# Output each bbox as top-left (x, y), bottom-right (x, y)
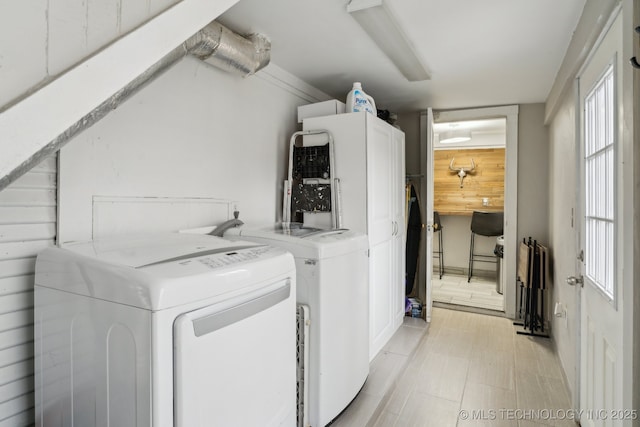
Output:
top-left (434, 148), bottom-right (505, 215)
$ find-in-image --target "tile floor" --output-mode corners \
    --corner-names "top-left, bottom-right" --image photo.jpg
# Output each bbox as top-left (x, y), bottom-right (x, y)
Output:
top-left (332, 307), bottom-right (573, 427)
top-left (330, 316), bottom-right (429, 427)
top-left (432, 273), bottom-right (504, 312)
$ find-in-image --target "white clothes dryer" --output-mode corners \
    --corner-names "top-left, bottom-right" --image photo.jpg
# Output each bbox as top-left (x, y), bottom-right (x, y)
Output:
top-left (225, 224), bottom-right (369, 427)
top-left (34, 233), bottom-right (297, 427)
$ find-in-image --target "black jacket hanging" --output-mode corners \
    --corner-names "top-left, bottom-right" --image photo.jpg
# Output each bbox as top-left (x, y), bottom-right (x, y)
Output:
top-left (405, 183), bottom-right (422, 295)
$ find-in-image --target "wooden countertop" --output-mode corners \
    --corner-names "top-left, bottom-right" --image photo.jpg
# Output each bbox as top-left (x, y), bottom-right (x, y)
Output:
top-left (436, 209), bottom-right (504, 216)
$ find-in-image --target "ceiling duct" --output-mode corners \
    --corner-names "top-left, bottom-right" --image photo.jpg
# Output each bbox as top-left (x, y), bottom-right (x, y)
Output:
top-left (0, 21), bottom-right (270, 192)
top-left (186, 21), bottom-right (271, 77)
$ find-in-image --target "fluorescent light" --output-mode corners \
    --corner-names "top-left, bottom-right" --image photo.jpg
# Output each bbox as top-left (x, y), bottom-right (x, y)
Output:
top-left (440, 130), bottom-right (471, 144)
top-left (347, 0), bottom-right (431, 81)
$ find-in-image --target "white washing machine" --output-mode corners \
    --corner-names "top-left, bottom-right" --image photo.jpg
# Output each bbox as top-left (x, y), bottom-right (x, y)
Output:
top-left (34, 233), bottom-right (297, 427)
top-left (225, 224), bottom-right (369, 427)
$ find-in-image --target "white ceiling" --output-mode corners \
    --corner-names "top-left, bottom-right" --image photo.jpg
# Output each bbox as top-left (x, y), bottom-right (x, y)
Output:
top-left (218, 0), bottom-right (586, 113)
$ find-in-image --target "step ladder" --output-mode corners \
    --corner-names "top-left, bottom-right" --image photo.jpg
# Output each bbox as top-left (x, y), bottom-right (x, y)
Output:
top-left (282, 129), bottom-right (342, 229)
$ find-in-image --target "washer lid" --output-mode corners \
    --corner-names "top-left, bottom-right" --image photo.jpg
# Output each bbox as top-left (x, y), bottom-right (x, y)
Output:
top-left (35, 233), bottom-right (294, 310)
top-left (229, 223), bottom-right (369, 259)
top-left (61, 233), bottom-right (258, 268)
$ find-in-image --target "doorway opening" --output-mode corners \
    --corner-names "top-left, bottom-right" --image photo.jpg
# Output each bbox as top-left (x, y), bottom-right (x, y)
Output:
top-left (431, 118), bottom-right (506, 312)
top-left (420, 105), bottom-right (518, 322)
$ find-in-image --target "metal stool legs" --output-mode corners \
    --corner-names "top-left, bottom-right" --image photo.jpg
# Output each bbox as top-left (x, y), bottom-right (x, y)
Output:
top-left (433, 211), bottom-right (444, 279)
top-left (437, 227), bottom-right (444, 279)
top-left (467, 232), bottom-right (475, 282)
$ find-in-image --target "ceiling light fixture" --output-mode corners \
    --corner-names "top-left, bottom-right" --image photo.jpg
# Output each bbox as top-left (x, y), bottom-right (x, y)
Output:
top-left (347, 0), bottom-right (431, 82)
top-left (440, 129), bottom-right (472, 144)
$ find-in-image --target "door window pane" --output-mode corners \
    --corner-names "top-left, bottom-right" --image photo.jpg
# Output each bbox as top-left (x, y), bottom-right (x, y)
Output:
top-left (584, 64), bottom-right (615, 299)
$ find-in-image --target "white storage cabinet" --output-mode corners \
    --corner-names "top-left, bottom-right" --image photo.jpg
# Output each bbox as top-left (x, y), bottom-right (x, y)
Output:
top-left (302, 112), bottom-right (406, 360)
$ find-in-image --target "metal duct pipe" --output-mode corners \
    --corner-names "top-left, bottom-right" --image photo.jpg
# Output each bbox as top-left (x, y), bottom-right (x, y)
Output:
top-left (186, 21), bottom-right (271, 76)
top-left (0, 21), bottom-right (270, 192)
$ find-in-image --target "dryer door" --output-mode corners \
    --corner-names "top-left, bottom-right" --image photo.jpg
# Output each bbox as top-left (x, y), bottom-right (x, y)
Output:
top-left (173, 279), bottom-right (296, 427)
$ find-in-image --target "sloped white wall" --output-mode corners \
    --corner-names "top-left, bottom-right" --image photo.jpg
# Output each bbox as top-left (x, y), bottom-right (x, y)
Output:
top-left (58, 57), bottom-right (315, 242)
top-left (0, 0), bottom-right (242, 192)
top-left (0, 0), bottom-right (181, 109)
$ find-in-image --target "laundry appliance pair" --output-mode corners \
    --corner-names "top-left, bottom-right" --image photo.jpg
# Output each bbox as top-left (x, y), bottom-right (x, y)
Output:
top-left (34, 224), bottom-right (369, 427)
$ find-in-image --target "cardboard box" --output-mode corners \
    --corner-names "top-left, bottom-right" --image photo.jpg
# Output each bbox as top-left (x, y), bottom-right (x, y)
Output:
top-left (297, 100), bottom-right (346, 123)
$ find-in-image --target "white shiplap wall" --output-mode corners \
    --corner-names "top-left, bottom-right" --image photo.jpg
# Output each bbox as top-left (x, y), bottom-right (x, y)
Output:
top-left (0, 157), bottom-right (56, 426)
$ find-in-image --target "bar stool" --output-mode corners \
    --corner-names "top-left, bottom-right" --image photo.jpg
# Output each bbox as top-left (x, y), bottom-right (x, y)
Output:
top-left (468, 211), bottom-right (504, 282)
top-left (433, 211), bottom-right (444, 279)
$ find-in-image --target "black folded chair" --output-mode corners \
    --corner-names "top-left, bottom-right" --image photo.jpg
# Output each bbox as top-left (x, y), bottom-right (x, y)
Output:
top-left (468, 211), bottom-right (504, 282)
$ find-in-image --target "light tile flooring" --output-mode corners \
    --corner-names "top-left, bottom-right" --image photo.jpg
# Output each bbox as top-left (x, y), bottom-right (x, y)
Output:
top-left (432, 273), bottom-right (504, 312)
top-left (331, 317), bottom-right (429, 427)
top-left (333, 307), bottom-right (573, 427)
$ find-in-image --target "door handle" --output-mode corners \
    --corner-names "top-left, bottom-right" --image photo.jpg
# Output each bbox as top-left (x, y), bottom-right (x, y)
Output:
top-left (191, 280), bottom-right (291, 337)
top-left (566, 275), bottom-right (584, 287)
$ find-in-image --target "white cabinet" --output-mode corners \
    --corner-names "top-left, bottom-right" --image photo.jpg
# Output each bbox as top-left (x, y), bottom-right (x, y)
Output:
top-left (302, 112), bottom-right (406, 360)
top-left (391, 127), bottom-right (406, 330)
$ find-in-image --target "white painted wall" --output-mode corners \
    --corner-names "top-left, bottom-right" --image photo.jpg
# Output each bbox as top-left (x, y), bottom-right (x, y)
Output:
top-left (58, 57), bottom-right (321, 242)
top-left (0, 0), bottom-right (241, 191)
top-left (517, 104), bottom-right (550, 245)
top-left (548, 90), bottom-right (578, 397)
top-left (435, 215), bottom-right (498, 275)
top-left (0, 0), bottom-right (180, 109)
top-left (397, 112), bottom-right (425, 304)
top-left (397, 113), bottom-right (421, 178)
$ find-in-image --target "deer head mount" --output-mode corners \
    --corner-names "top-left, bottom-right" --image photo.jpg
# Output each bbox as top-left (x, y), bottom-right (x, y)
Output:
top-left (449, 158), bottom-right (476, 188)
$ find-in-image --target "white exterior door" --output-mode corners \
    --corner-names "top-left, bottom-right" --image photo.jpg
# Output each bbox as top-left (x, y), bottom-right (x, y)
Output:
top-left (420, 109), bottom-right (434, 321)
top-left (575, 11), bottom-right (633, 426)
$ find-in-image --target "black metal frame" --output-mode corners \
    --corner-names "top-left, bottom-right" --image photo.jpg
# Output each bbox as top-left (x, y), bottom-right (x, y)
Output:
top-left (514, 237), bottom-right (550, 338)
